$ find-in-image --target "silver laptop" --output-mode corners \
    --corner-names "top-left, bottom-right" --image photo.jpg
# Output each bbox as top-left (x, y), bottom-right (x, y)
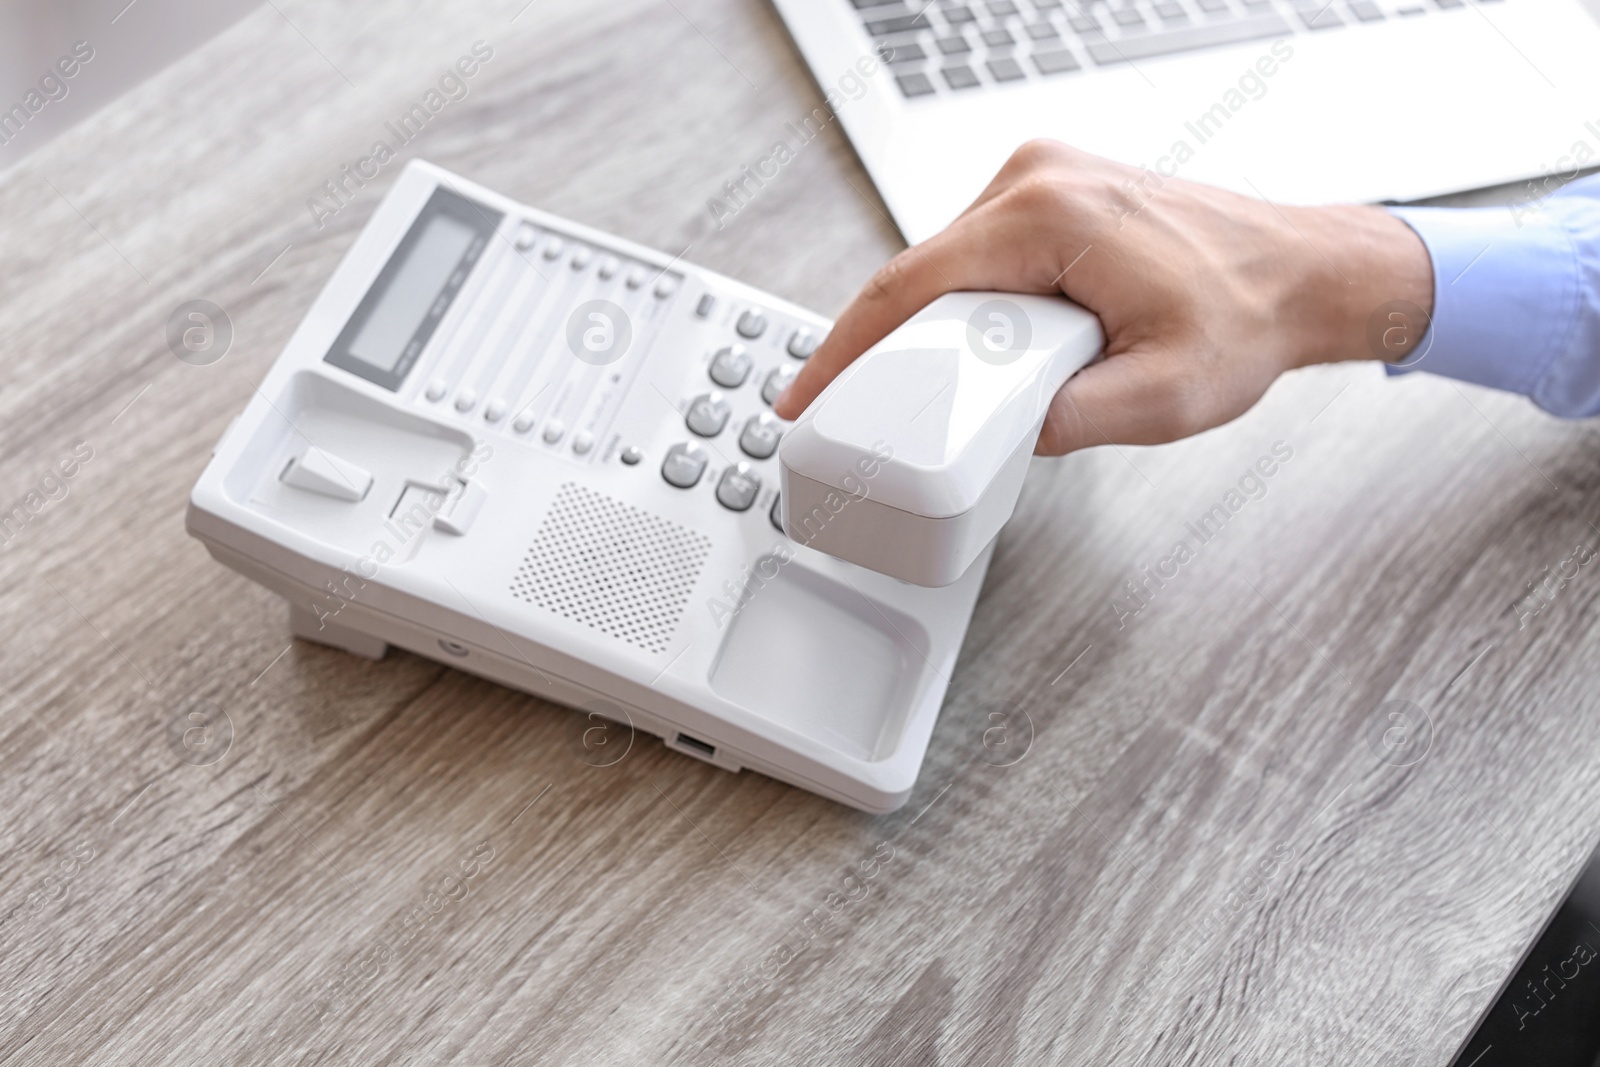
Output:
top-left (771, 0), bottom-right (1600, 242)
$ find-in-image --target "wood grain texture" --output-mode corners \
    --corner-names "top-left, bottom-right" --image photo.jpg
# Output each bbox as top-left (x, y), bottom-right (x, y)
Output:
top-left (2, 2), bottom-right (1599, 1064)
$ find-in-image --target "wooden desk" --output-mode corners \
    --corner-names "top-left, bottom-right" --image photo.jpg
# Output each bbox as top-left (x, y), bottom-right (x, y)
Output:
top-left (3, 2), bottom-right (1598, 1063)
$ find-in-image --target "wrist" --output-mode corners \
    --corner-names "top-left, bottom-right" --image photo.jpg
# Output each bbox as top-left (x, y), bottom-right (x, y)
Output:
top-left (1281, 204), bottom-right (1435, 369)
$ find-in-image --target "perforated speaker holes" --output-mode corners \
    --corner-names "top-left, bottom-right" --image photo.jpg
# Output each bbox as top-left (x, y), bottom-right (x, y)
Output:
top-left (509, 482), bottom-right (711, 654)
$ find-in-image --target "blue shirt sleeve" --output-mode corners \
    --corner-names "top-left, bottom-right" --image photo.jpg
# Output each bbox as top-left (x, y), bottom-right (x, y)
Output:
top-left (1387, 174), bottom-right (1600, 417)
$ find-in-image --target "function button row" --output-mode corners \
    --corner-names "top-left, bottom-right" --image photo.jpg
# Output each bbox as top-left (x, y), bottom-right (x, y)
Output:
top-left (738, 413), bottom-right (782, 460)
top-left (662, 442), bottom-right (707, 488)
top-left (424, 380), bottom-right (609, 456)
top-left (513, 226), bottom-right (677, 296)
top-left (787, 329), bottom-right (819, 360)
top-left (761, 364), bottom-right (798, 406)
top-left (686, 392), bottom-right (731, 437)
top-left (708, 344), bottom-right (751, 388)
top-left (737, 308), bottom-right (767, 339)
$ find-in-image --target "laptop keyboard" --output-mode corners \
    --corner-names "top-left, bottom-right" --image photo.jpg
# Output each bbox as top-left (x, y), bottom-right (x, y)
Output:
top-left (855, 0), bottom-right (1502, 98)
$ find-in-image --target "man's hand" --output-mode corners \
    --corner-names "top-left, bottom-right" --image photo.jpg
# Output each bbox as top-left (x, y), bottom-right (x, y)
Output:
top-left (773, 140), bottom-right (1434, 454)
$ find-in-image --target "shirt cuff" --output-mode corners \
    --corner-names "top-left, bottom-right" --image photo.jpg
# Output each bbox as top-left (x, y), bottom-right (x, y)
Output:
top-left (1384, 205), bottom-right (1579, 397)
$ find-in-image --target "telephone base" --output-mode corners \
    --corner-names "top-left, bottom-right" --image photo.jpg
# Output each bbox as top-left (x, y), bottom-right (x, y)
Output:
top-left (288, 605), bottom-right (389, 660)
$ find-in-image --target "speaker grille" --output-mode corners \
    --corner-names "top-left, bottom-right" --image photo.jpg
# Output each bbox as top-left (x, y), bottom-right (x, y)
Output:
top-left (510, 482), bottom-right (711, 654)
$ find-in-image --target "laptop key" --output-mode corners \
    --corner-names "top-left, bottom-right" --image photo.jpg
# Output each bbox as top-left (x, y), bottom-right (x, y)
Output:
top-left (983, 26), bottom-right (1018, 44)
top-left (882, 39), bottom-right (929, 62)
top-left (1196, 0), bottom-right (1231, 11)
top-left (1067, 12), bottom-right (1101, 29)
top-left (1112, 7), bottom-right (1146, 26)
top-left (987, 55), bottom-right (1029, 79)
top-left (851, 0), bottom-right (903, 7)
top-left (1297, 5), bottom-right (1343, 27)
top-left (1433, 0), bottom-right (1463, 7)
top-left (895, 70), bottom-right (938, 96)
top-left (1154, 1), bottom-right (1188, 19)
top-left (1084, 11), bottom-right (1290, 61)
top-left (988, 0), bottom-right (1022, 13)
top-left (942, 64), bottom-right (983, 88)
top-left (1032, 49), bottom-right (1083, 73)
top-left (943, 4), bottom-right (979, 21)
top-left (1027, 20), bottom-right (1062, 37)
top-left (866, 12), bottom-right (932, 33)
top-left (1348, 0), bottom-right (1385, 18)
top-left (937, 34), bottom-right (974, 52)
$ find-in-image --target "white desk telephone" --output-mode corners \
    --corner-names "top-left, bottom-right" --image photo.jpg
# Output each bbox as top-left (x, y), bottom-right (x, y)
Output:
top-left (187, 160), bottom-right (1102, 812)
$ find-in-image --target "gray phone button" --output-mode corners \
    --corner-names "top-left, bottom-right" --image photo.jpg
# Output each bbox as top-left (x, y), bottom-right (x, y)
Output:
top-left (716, 463), bottom-right (761, 511)
top-left (662, 443), bottom-right (708, 488)
top-left (761, 365), bottom-right (798, 406)
top-left (739, 413), bottom-right (782, 459)
top-left (686, 393), bottom-right (731, 437)
top-left (737, 309), bottom-right (767, 339)
top-left (709, 345), bottom-right (751, 388)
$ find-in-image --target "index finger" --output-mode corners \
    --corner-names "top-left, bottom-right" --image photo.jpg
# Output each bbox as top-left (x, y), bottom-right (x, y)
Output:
top-left (772, 197), bottom-right (1070, 419)
top-left (772, 238), bottom-right (961, 420)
